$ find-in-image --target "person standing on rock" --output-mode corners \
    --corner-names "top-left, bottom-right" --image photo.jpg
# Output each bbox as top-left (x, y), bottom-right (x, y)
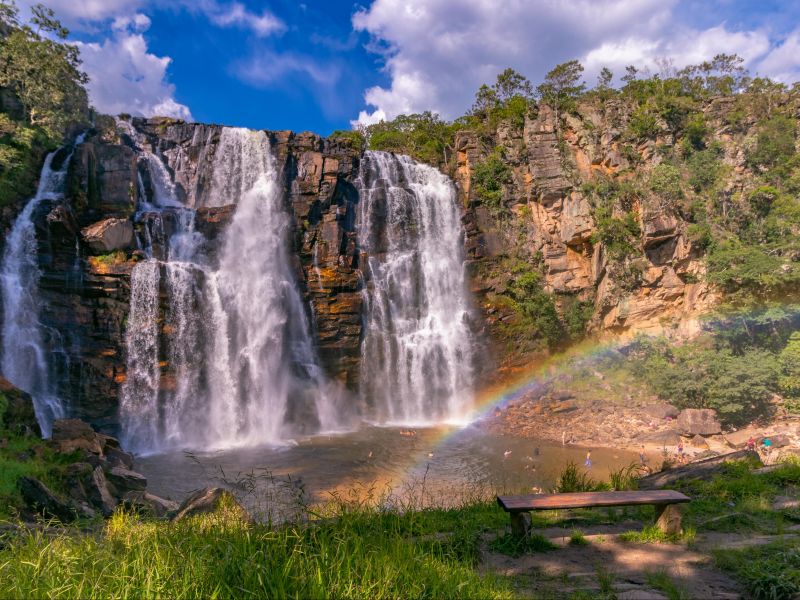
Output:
top-left (747, 436), bottom-right (756, 452)
top-left (585, 451), bottom-right (592, 469)
top-left (639, 446), bottom-right (647, 466)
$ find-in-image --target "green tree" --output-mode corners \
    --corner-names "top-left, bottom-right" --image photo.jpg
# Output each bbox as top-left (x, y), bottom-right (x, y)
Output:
top-left (0, 1), bottom-right (88, 138)
top-left (536, 60), bottom-right (586, 118)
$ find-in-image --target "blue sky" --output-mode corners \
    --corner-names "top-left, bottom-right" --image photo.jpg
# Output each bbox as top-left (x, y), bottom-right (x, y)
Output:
top-left (15, 1), bottom-right (800, 135)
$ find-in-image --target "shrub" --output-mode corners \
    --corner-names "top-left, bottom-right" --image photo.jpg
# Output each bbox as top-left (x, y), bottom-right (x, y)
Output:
top-left (629, 337), bottom-right (779, 426)
top-left (687, 145), bottom-right (723, 191)
top-left (627, 107), bottom-right (661, 139)
top-left (554, 462), bottom-right (598, 493)
top-left (472, 147), bottom-right (512, 210)
top-left (649, 163), bottom-right (683, 201)
top-left (748, 114), bottom-right (797, 169)
top-left (329, 129), bottom-right (365, 150)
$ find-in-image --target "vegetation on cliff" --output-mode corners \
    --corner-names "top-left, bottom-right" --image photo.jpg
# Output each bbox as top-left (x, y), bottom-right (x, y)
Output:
top-left (0, 1), bottom-right (89, 207)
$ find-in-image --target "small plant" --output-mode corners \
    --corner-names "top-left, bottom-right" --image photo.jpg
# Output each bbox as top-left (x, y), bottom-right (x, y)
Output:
top-left (568, 529), bottom-right (589, 546)
top-left (554, 461), bottom-right (598, 493)
top-left (646, 570), bottom-right (692, 600)
top-left (489, 532), bottom-right (556, 557)
top-left (618, 524), bottom-right (693, 544)
top-left (608, 463), bottom-right (642, 491)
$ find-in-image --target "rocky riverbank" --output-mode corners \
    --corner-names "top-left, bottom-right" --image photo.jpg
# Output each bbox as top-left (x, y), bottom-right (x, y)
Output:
top-left (482, 369), bottom-right (800, 465)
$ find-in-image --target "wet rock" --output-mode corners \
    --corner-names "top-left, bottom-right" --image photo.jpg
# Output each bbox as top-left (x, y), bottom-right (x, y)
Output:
top-left (107, 467), bottom-right (147, 492)
top-left (677, 409), bottom-right (721, 436)
top-left (171, 487), bottom-right (250, 522)
top-left (65, 462), bottom-right (94, 503)
top-left (17, 477), bottom-right (77, 522)
top-left (88, 466), bottom-right (118, 516)
top-left (643, 403), bottom-right (679, 420)
top-left (123, 491), bottom-right (179, 518)
top-left (105, 446), bottom-right (135, 470)
top-left (80, 217), bottom-right (134, 253)
top-left (0, 377), bottom-right (40, 437)
top-left (51, 419), bottom-right (104, 455)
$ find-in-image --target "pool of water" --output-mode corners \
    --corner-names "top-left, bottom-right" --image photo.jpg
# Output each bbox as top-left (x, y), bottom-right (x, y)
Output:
top-left (136, 424), bottom-right (638, 519)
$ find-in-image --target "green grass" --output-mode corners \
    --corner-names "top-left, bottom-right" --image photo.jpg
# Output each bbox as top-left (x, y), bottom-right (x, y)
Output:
top-left (646, 571), bottom-right (692, 600)
top-left (489, 532), bottom-right (556, 557)
top-left (0, 499), bottom-right (514, 599)
top-left (0, 432), bottom-right (75, 518)
top-left (568, 529), bottom-right (589, 546)
top-left (714, 540), bottom-right (800, 600)
top-left (618, 524), bottom-right (694, 544)
top-left (678, 458), bottom-right (800, 534)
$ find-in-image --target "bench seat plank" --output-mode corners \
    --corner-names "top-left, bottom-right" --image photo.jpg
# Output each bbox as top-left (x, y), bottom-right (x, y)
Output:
top-left (497, 490), bottom-right (690, 513)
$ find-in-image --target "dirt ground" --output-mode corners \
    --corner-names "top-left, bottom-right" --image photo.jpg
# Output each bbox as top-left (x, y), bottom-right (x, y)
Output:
top-left (479, 523), bottom-right (772, 599)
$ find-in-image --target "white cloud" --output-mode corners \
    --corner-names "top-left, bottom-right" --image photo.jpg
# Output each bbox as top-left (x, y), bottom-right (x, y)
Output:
top-left (233, 52), bottom-right (340, 87)
top-left (351, 0), bottom-right (794, 126)
top-left (755, 29), bottom-right (800, 83)
top-left (206, 1), bottom-right (285, 37)
top-left (18, 0), bottom-right (147, 25)
top-left (76, 16), bottom-right (192, 120)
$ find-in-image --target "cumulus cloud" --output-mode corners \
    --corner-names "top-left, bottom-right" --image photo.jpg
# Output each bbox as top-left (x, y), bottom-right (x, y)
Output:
top-left (76, 16), bottom-right (193, 120)
top-left (756, 29), bottom-right (800, 83)
top-left (351, 0), bottom-right (796, 126)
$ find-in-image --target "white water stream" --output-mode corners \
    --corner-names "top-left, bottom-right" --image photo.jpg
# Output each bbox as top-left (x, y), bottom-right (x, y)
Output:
top-left (357, 151), bottom-right (475, 425)
top-left (119, 126), bottom-right (340, 452)
top-left (0, 135), bottom-right (85, 436)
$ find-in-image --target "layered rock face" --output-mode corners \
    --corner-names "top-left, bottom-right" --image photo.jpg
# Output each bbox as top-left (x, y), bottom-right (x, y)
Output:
top-left (0, 97), bottom-right (759, 432)
top-left (6, 118), bottom-right (364, 431)
top-left (456, 101), bottom-right (728, 357)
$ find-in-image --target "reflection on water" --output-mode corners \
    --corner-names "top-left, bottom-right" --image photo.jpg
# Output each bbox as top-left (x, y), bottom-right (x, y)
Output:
top-left (136, 425), bottom-right (638, 519)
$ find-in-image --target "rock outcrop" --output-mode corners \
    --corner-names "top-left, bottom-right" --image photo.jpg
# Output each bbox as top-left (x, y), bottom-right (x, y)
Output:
top-left (17, 417), bottom-right (171, 521)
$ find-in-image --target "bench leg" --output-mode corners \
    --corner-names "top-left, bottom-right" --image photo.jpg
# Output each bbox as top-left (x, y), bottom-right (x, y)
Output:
top-left (654, 504), bottom-right (683, 536)
top-left (510, 512), bottom-right (531, 539)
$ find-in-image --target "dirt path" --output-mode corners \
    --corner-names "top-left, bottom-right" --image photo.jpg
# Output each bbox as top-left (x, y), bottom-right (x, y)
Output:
top-left (482, 525), bottom-right (743, 599)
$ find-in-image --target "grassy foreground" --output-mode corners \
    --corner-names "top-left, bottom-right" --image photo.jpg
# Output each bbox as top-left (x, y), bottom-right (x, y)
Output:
top-left (2, 457), bottom-right (800, 598)
top-left (0, 496), bottom-right (513, 599)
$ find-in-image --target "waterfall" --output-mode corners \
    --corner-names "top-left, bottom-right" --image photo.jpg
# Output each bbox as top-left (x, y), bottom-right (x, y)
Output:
top-left (357, 151), bottom-right (474, 424)
top-left (119, 125), bottom-right (339, 452)
top-left (0, 134), bottom-right (85, 436)
top-left (119, 259), bottom-right (161, 449)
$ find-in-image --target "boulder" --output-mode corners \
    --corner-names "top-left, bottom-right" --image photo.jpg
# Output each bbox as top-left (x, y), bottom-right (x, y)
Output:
top-left (0, 377), bottom-right (41, 437)
top-left (122, 491), bottom-right (179, 518)
top-left (17, 477), bottom-right (77, 522)
top-left (677, 409), bottom-right (721, 436)
top-left (171, 487), bottom-right (249, 522)
top-left (80, 217), bottom-right (134, 253)
top-left (64, 461), bottom-right (95, 503)
top-left (51, 419), bottom-right (103, 455)
top-left (107, 467), bottom-right (147, 493)
top-left (643, 403), bottom-right (679, 420)
top-left (105, 446), bottom-right (134, 470)
top-left (690, 434), bottom-right (709, 449)
top-left (762, 434), bottom-right (791, 448)
top-left (635, 429), bottom-right (682, 446)
top-left (88, 467), bottom-right (118, 516)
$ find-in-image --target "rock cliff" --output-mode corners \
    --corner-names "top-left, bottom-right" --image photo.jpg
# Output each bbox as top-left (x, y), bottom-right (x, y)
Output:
top-left (0, 92), bottom-right (784, 431)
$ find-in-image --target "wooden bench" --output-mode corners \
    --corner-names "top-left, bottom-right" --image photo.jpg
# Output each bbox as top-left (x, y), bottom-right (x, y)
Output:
top-left (497, 490), bottom-right (691, 538)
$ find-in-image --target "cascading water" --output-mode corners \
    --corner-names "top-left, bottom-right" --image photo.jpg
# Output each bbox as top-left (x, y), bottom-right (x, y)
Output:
top-left (0, 134), bottom-right (85, 436)
top-left (119, 125), bottom-right (340, 453)
top-left (357, 151), bottom-right (475, 424)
